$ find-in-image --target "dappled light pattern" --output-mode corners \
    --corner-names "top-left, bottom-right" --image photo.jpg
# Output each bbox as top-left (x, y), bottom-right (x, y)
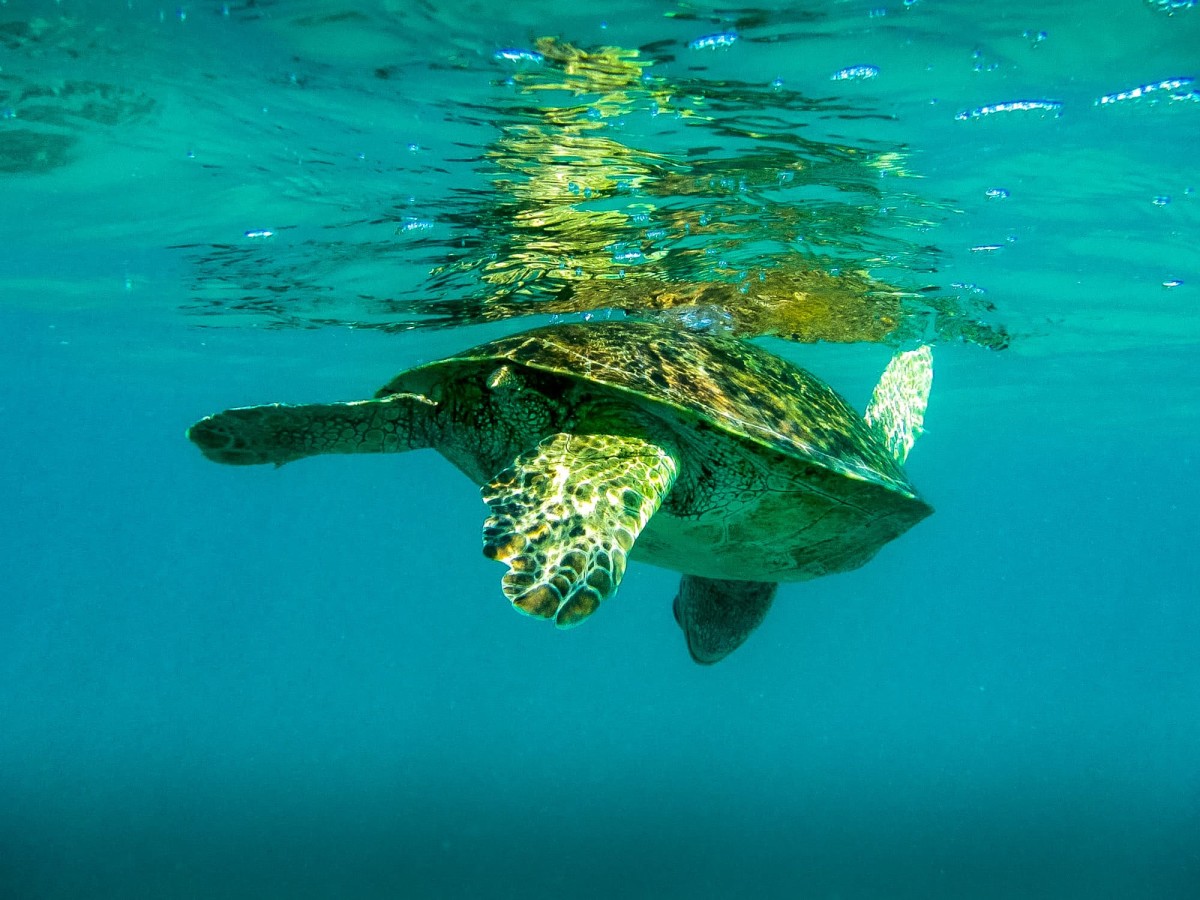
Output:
top-left (171, 30), bottom-right (1006, 348)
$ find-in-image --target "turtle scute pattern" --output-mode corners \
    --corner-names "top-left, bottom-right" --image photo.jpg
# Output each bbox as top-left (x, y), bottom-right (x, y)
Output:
top-left (474, 322), bottom-right (911, 492)
top-left (481, 432), bottom-right (678, 628)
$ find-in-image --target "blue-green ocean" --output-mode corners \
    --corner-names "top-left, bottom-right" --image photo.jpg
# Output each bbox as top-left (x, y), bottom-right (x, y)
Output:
top-left (2, 1), bottom-right (1198, 897)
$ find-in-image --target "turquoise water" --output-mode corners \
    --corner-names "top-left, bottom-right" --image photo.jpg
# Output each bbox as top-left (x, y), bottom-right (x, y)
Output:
top-left (2, 1), bottom-right (1198, 897)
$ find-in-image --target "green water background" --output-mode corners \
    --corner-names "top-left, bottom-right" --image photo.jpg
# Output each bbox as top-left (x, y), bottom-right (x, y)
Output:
top-left (1, 1), bottom-right (1197, 897)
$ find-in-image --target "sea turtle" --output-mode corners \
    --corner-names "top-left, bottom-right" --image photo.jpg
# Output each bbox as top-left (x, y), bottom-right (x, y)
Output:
top-left (187, 319), bottom-right (933, 664)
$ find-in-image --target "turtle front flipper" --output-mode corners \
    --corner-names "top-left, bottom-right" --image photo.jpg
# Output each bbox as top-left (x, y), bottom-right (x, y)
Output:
top-left (482, 432), bottom-right (678, 628)
top-left (673, 575), bottom-right (778, 665)
top-left (188, 393), bottom-right (438, 466)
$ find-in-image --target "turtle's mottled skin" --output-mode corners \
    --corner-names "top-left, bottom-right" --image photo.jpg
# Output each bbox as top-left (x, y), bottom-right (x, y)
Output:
top-left (188, 320), bottom-right (932, 664)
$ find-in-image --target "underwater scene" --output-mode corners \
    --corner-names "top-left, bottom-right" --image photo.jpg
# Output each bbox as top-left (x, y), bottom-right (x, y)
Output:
top-left (1, 0), bottom-right (1198, 896)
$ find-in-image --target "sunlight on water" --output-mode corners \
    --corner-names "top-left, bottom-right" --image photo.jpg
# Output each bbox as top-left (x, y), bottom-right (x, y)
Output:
top-left (2, 2), bottom-right (1195, 385)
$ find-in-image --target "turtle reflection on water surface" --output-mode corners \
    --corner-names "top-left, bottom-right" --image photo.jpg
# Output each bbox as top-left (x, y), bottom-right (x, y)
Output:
top-left (188, 320), bottom-right (933, 664)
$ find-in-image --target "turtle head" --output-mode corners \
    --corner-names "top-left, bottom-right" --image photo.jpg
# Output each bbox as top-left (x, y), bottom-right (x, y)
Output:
top-left (187, 404), bottom-right (309, 467)
top-left (673, 575), bottom-right (777, 665)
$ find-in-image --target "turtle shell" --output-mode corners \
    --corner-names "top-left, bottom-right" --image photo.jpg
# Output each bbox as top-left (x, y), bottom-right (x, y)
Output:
top-left (376, 320), bottom-right (916, 498)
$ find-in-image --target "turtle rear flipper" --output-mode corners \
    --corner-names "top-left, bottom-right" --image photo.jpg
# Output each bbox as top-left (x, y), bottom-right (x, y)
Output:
top-left (673, 576), bottom-right (778, 665)
top-left (864, 345), bottom-right (933, 464)
top-left (187, 393), bottom-right (438, 467)
top-left (483, 432), bottom-right (678, 628)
